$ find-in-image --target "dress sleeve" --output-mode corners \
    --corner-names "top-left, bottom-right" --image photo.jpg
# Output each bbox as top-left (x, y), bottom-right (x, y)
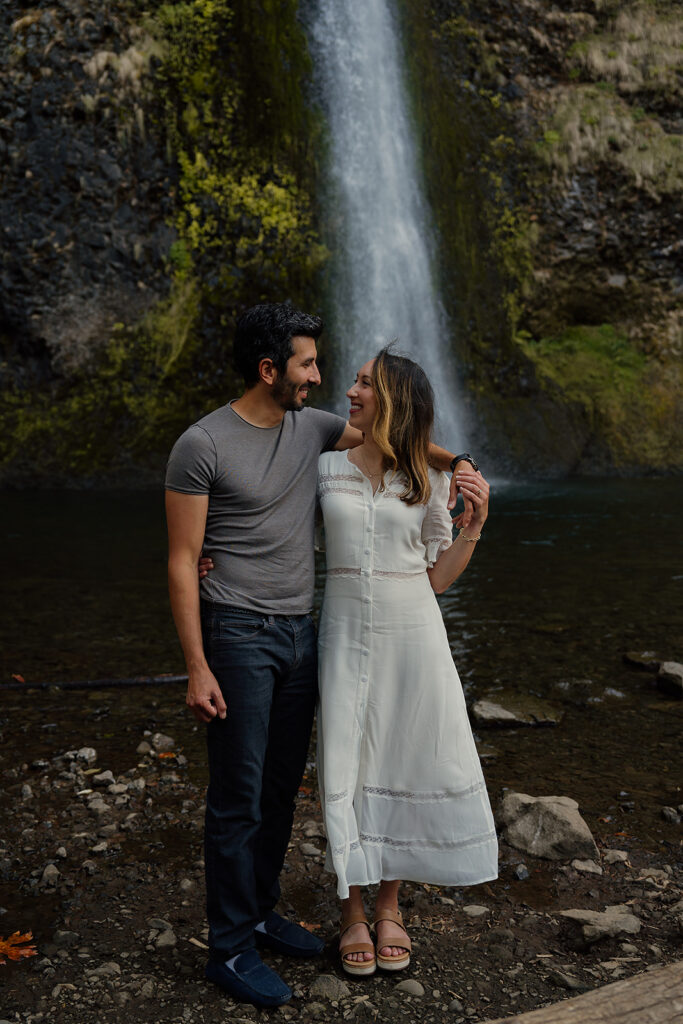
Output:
top-left (421, 471), bottom-right (454, 567)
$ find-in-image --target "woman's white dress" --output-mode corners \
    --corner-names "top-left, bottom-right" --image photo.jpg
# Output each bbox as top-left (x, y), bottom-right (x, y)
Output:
top-left (317, 450), bottom-right (498, 899)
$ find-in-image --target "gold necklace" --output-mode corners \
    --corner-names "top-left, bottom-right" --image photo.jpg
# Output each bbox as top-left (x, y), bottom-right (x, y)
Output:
top-left (358, 449), bottom-right (385, 491)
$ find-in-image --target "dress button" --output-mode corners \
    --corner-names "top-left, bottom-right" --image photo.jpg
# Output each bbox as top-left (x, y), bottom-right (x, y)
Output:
top-left (361, 675), bottom-right (368, 683)
top-left (364, 548), bottom-right (370, 555)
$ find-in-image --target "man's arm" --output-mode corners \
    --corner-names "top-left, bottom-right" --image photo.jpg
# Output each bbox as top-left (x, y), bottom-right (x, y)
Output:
top-left (333, 421), bottom-right (363, 450)
top-left (166, 490), bottom-right (226, 724)
top-left (427, 442), bottom-right (475, 521)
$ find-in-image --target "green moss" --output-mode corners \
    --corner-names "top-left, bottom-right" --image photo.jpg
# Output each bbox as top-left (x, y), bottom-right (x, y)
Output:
top-left (516, 324), bottom-right (680, 468)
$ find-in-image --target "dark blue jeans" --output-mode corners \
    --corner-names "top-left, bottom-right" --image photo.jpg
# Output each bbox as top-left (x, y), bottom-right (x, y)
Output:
top-left (200, 602), bottom-right (318, 960)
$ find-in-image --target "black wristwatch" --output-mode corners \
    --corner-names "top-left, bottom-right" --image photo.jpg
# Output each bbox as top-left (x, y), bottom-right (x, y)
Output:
top-left (450, 452), bottom-right (479, 473)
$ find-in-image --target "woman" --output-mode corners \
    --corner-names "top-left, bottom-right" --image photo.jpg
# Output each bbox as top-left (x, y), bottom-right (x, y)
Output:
top-left (316, 347), bottom-right (497, 976)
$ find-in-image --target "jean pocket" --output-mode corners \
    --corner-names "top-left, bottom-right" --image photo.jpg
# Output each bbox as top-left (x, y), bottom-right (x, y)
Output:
top-left (215, 615), bottom-right (269, 644)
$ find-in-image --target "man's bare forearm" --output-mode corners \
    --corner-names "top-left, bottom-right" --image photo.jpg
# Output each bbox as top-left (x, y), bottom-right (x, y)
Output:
top-left (168, 557), bottom-right (208, 672)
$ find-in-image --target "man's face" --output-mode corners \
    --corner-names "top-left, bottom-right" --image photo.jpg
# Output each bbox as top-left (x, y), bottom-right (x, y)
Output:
top-left (271, 336), bottom-right (322, 412)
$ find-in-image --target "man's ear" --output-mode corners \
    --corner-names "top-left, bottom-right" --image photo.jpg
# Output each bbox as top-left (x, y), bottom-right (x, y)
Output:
top-left (258, 357), bottom-right (277, 386)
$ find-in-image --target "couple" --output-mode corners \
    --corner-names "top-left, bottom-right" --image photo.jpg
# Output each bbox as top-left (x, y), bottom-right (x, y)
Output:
top-left (165, 303), bottom-right (497, 1009)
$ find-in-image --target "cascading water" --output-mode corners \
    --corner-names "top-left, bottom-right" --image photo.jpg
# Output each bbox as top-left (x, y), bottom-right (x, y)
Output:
top-left (303, 0), bottom-right (467, 446)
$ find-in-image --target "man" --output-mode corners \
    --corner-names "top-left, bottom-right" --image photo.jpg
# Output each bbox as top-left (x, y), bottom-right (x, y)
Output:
top-left (165, 303), bottom-right (475, 1007)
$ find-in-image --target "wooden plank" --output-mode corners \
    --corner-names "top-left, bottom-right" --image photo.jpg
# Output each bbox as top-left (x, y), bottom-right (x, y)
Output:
top-left (484, 961), bottom-right (683, 1024)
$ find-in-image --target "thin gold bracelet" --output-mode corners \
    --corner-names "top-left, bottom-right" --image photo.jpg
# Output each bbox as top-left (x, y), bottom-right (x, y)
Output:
top-left (458, 530), bottom-right (481, 543)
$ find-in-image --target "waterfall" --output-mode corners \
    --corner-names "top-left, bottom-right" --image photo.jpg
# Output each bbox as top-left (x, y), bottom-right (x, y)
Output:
top-left (303, 0), bottom-right (466, 446)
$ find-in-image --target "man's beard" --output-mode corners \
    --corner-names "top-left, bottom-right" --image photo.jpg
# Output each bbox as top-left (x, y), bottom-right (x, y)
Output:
top-left (272, 374), bottom-right (310, 412)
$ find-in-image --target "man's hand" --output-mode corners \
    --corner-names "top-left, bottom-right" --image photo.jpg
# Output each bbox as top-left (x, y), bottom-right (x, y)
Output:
top-left (198, 555), bottom-right (214, 578)
top-left (448, 459), bottom-right (476, 524)
top-left (186, 665), bottom-right (227, 723)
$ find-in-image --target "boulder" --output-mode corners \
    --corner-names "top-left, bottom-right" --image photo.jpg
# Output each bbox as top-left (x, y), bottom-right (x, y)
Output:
top-left (497, 793), bottom-right (599, 861)
top-left (657, 662), bottom-right (683, 699)
top-left (471, 696), bottom-right (564, 728)
top-left (559, 905), bottom-right (641, 944)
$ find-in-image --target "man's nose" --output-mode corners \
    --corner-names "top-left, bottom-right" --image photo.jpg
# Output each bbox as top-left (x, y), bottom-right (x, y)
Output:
top-left (310, 363), bottom-right (321, 385)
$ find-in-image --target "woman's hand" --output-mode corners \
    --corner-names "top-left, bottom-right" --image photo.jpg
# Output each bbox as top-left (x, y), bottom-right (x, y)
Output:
top-left (452, 470), bottom-right (489, 531)
top-left (198, 555), bottom-right (214, 579)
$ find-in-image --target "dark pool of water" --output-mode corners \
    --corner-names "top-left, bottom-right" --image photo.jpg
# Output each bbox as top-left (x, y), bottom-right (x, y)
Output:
top-left (1, 479), bottom-right (681, 851)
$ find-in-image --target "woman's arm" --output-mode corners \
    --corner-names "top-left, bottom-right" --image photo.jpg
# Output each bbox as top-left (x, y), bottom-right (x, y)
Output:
top-left (427, 470), bottom-right (489, 594)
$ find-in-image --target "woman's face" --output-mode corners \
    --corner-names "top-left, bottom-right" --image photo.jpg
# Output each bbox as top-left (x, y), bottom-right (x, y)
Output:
top-left (346, 359), bottom-right (376, 434)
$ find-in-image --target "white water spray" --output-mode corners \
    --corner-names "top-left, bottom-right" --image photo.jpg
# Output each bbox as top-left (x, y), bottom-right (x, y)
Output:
top-left (304, 0), bottom-right (466, 445)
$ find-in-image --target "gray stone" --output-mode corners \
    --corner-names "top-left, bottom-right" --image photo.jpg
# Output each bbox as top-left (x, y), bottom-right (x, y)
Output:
top-left (604, 849), bottom-right (629, 864)
top-left (497, 793), bottom-right (599, 862)
top-left (92, 770), bottom-right (114, 786)
top-left (77, 747), bottom-right (97, 765)
top-left (151, 732), bottom-right (175, 752)
top-left (81, 859), bottom-right (97, 875)
top-left (396, 979), bottom-right (425, 996)
top-left (471, 696), bottom-right (564, 728)
top-left (548, 970), bottom-right (589, 992)
top-left (559, 905), bottom-right (641, 943)
top-left (309, 974), bottom-right (351, 1000)
top-left (514, 863), bottom-right (530, 880)
top-left (40, 863), bottom-right (60, 886)
top-left (86, 961), bottom-right (121, 978)
top-left (305, 1003), bottom-right (328, 1019)
top-left (155, 928), bottom-right (177, 949)
top-left (661, 806), bottom-right (681, 824)
top-left (21, 783), bottom-right (33, 799)
top-left (657, 662), bottom-right (683, 699)
top-left (90, 841), bottom-right (108, 854)
top-left (180, 878), bottom-right (195, 892)
top-left (128, 778), bottom-right (146, 793)
top-left (571, 858), bottom-right (603, 875)
top-left (136, 741), bottom-right (152, 755)
top-left (300, 843), bottom-right (322, 857)
top-left (148, 917), bottom-right (172, 931)
top-left (55, 846), bottom-right (67, 859)
top-left (88, 799), bottom-right (110, 818)
top-left (462, 905), bottom-right (489, 918)
top-left (98, 824), bottom-right (117, 838)
top-left (54, 930), bottom-right (80, 948)
top-left (449, 998), bottom-right (464, 1012)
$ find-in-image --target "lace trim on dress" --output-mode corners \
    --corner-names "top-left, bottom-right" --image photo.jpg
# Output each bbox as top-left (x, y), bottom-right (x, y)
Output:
top-left (362, 781), bottom-right (485, 802)
top-left (327, 567), bottom-right (426, 580)
top-left (326, 790), bottom-right (348, 803)
top-left (357, 829), bottom-right (498, 852)
top-left (318, 485), bottom-right (364, 498)
top-left (331, 840), bottom-right (361, 855)
top-left (319, 473), bottom-right (362, 484)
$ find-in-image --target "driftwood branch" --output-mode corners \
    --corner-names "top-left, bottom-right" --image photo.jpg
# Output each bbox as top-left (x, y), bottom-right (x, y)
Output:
top-left (485, 961), bottom-right (683, 1024)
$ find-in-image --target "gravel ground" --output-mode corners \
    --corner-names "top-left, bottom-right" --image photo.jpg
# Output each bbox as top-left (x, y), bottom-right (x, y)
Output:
top-left (1, 704), bottom-right (681, 1024)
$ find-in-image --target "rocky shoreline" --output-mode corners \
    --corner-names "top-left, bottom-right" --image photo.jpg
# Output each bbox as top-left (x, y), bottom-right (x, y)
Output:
top-left (1, 680), bottom-right (681, 1024)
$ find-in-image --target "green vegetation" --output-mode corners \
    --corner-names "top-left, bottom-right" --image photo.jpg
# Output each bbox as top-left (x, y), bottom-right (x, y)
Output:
top-left (1, 0), bottom-right (325, 482)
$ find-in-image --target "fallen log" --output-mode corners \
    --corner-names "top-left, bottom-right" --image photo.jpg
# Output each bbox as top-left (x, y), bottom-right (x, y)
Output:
top-left (485, 961), bottom-right (683, 1024)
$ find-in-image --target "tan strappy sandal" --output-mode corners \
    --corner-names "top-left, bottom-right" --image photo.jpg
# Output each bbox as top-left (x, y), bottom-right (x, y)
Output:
top-left (372, 906), bottom-right (411, 971)
top-left (339, 909), bottom-right (376, 976)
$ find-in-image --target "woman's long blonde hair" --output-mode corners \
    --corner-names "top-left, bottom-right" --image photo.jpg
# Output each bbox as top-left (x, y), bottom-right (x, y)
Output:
top-left (371, 347), bottom-right (434, 505)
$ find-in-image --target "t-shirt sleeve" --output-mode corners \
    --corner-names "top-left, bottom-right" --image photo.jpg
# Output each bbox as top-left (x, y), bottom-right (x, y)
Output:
top-left (165, 425), bottom-right (217, 494)
top-left (421, 471), bottom-right (454, 567)
top-left (311, 409), bottom-right (347, 453)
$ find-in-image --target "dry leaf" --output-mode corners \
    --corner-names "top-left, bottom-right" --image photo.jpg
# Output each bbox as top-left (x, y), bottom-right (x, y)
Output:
top-left (10, 674), bottom-right (25, 683)
top-left (0, 931), bottom-right (37, 965)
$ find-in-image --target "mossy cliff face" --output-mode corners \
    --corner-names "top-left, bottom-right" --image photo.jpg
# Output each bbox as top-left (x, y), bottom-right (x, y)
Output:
top-left (0, 0), bottom-right (680, 483)
top-left (400, 0), bottom-right (681, 474)
top-left (0, 0), bottom-right (323, 485)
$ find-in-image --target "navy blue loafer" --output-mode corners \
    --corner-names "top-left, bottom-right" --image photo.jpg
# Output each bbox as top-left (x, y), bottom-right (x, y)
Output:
top-left (255, 911), bottom-right (325, 957)
top-left (205, 949), bottom-right (292, 1008)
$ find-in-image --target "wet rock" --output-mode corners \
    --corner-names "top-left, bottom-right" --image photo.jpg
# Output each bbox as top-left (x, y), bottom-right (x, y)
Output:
top-left (559, 905), bottom-right (641, 944)
top-left (300, 843), bottom-right (322, 857)
top-left (309, 974), bottom-right (351, 1000)
top-left (623, 651), bottom-right (660, 671)
top-left (151, 732), bottom-right (175, 752)
top-left (77, 747), bottom-right (97, 765)
top-left (604, 849), bottom-right (629, 864)
top-left (497, 793), bottom-right (599, 862)
top-left (657, 662), bottom-right (683, 698)
top-left (396, 979), bottom-right (424, 996)
top-left (471, 696), bottom-right (564, 728)
top-left (136, 741), bottom-right (152, 755)
top-left (661, 806), bottom-right (681, 824)
top-left (513, 863), bottom-right (530, 880)
top-left (571, 858), bottom-right (603, 875)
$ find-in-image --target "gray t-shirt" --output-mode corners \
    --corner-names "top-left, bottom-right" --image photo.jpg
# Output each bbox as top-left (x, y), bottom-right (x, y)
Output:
top-left (165, 403), bottom-right (346, 614)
